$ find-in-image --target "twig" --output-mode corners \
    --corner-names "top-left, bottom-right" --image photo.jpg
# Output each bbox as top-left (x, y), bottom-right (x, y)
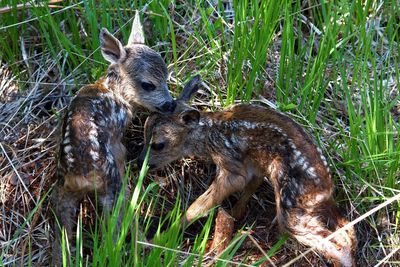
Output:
top-left (0, 1), bottom-right (64, 15)
top-left (247, 233), bottom-right (277, 267)
top-left (374, 247), bottom-right (400, 267)
top-left (136, 239), bottom-right (255, 267)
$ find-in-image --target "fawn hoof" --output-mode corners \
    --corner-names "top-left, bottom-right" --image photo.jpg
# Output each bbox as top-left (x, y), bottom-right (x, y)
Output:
top-left (231, 205), bottom-right (246, 220)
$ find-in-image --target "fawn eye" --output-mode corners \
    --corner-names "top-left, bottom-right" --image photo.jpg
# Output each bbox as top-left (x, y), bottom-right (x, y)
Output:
top-left (151, 142), bottom-right (165, 151)
top-left (107, 69), bottom-right (118, 79)
top-left (141, 82), bottom-right (156, 92)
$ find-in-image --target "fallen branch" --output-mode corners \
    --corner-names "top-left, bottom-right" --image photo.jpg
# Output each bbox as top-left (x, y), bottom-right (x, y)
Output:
top-left (210, 207), bottom-right (235, 255)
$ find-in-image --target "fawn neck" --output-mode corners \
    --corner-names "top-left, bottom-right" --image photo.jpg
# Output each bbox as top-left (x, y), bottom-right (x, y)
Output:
top-left (101, 76), bottom-right (134, 113)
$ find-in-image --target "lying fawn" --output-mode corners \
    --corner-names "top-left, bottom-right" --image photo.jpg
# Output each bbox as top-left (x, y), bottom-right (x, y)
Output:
top-left (138, 86), bottom-right (356, 266)
top-left (51, 11), bottom-right (176, 265)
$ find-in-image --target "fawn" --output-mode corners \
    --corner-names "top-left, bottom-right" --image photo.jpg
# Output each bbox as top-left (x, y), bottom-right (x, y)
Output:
top-left (51, 11), bottom-right (176, 265)
top-left (138, 83), bottom-right (357, 266)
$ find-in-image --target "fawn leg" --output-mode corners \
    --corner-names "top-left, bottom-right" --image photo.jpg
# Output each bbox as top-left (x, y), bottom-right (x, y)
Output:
top-left (231, 176), bottom-right (263, 220)
top-left (51, 182), bottom-right (83, 266)
top-left (275, 183), bottom-right (356, 267)
top-left (270, 157), bottom-right (356, 267)
top-left (267, 157), bottom-right (353, 265)
top-left (99, 191), bottom-right (115, 221)
top-left (281, 204), bottom-right (355, 267)
top-left (99, 158), bottom-right (125, 240)
top-left (99, 186), bottom-right (129, 233)
top-left (185, 168), bottom-right (247, 222)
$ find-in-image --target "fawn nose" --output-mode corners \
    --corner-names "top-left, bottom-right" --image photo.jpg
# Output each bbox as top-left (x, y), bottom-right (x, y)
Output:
top-left (159, 101), bottom-right (176, 114)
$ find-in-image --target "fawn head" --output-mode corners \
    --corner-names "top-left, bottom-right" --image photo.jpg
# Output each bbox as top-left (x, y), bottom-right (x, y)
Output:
top-left (100, 11), bottom-right (175, 113)
top-left (138, 75), bottom-right (202, 168)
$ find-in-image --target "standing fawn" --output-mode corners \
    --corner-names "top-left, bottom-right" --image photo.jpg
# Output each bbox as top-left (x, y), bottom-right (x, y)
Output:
top-left (138, 85), bottom-right (357, 266)
top-left (51, 11), bottom-right (176, 265)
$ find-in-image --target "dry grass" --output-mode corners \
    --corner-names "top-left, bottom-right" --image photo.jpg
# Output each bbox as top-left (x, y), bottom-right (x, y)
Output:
top-left (1, 55), bottom-right (74, 265)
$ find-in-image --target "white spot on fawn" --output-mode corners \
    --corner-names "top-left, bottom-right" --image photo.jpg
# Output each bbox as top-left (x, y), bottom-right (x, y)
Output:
top-left (105, 145), bottom-right (114, 164)
top-left (297, 156), bottom-right (305, 166)
top-left (117, 108), bottom-right (126, 124)
top-left (293, 150), bottom-right (302, 159)
top-left (224, 139), bottom-right (232, 148)
top-left (306, 167), bottom-right (317, 177)
top-left (303, 161), bottom-right (309, 170)
top-left (317, 147), bottom-right (329, 167)
top-left (321, 156), bottom-right (328, 167)
top-left (67, 156), bottom-right (74, 163)
top-left (64, 145), bottom-right (72, 154)
top-left (65, 129), bottom-right (70, 137)
top-left (63, 137), bottom-right (70, 145)
top-left (199, 118), bottom-right (213, 127)
top-left (242, 121), bottom-right (257, 129)
top-left (90, 150), bottom-right (99, 162)
top-left (88, 122), bottom-right (99, 149)
top-left (315, 193), bottom-right (327, 202)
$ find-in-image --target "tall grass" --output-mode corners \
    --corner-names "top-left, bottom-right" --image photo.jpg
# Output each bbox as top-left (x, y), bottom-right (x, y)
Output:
top-left (50, 153), bottom-right (248, 266)
top-left (1, 0), bottom-right (399, 266)
top-left (225, 0), bottom-right (282, 105)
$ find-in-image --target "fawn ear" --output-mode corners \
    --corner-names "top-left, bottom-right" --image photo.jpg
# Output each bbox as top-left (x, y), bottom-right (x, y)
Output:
top-left (179, 109), bottom-right (200, 125)
top-left (178, 75), bottom-right (202, 102)
top-left (128, 10), bottom-right (145, 45)
top-left (100, 28), bottom-right (126, 63)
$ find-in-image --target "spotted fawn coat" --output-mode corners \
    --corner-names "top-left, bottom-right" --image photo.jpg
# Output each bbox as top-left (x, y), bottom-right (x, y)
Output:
top-left (51, 11), bottom-right (176, 266)
top-left (139, 89), bottom-right (356, 266)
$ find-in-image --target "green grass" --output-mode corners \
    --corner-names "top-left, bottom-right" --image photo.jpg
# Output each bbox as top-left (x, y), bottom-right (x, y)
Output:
top-left (1, 0), bottom-right (399, 266)
top-left (51, 152), bottom-right (248, 266)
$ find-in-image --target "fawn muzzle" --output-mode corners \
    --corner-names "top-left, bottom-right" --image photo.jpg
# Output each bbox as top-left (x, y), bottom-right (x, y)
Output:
top-left (157, 100), bottom-right (177, 114)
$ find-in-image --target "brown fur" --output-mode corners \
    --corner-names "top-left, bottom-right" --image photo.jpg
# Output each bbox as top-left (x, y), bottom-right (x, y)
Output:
top-left (139, 103), bottom-right (357, 267)
top-left (51, 12), bottom-right (176, 266)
